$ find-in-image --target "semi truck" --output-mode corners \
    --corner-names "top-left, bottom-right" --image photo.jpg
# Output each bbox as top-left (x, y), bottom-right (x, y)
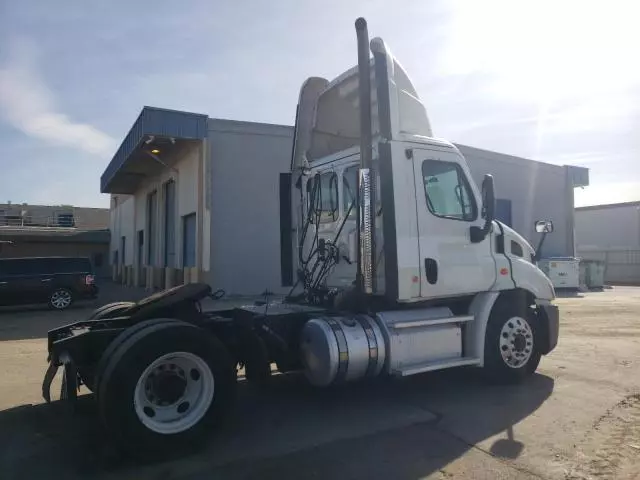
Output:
top-left (42, 17), bottom-right (559, 457)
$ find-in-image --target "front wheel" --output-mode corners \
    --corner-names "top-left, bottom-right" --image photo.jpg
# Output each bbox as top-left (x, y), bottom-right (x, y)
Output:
top-left (483, 302), bottom-right (541, 384)
top-left (97, 320), bottom-right (237, 457)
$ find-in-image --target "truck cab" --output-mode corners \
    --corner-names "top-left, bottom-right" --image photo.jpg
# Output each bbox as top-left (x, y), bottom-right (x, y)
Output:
top-left (287, 33), bottom-right (554, 307)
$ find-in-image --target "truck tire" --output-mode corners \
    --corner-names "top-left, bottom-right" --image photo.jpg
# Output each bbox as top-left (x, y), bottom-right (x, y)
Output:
top-left (97, 320), bottom-right (237, 458)
top-left (88, 302), bottom-right (136, 320)
top-left (483, 302), bottom-right (541, 384)
top-left (91, 318), bottom-right (183, 394)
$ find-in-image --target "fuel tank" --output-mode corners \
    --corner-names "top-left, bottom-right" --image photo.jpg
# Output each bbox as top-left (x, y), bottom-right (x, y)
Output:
top-left (300, 307), bottom-right (465, 386)
top-left (300, 315), bottom-right (386, 386)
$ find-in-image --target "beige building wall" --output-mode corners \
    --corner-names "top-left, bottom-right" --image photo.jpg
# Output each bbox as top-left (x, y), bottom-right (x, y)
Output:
top-left (109, 141), bottom-right (206, 289)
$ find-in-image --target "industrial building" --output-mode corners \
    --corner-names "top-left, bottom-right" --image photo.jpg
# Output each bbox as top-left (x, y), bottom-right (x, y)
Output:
top-left (104, 106), bottom-right (588, 296)
top-left (575, 201), bottom-right (640, 285)
top-left (576, 201), bottom-right (640, 248)
top-left (0, 203), bottom-right (111, 277)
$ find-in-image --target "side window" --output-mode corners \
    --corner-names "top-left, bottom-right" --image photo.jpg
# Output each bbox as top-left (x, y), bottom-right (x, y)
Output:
top-left (343, 166), bottom-right (358, 217)
top-left (307, 172), bottom-right (338, 223)
top-left (422, 160), bottom-right (477, 221)
top-left (342, 165), bottom-right (382, 218)
top-left (2, 259), bottom-right (28, 275)
top-left (510, 240), bottom-right (524, 258)
top-left (39, 259), bottom-right (58, 274)
top-left (2, 260), bottom-right (15, 275)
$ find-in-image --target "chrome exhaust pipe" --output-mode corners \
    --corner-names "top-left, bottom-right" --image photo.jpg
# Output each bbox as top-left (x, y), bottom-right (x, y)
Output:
top-left (355, 17), bottom-right (374, 296)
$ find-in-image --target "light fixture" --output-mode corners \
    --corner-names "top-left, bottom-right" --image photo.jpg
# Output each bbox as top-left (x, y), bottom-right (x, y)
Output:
top-left (151, 149), bottom-right (160, 154)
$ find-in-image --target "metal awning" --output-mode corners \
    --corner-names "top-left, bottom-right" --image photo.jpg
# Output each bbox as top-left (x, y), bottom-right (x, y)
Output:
top-left (101, 107), bottom-right (208, 194)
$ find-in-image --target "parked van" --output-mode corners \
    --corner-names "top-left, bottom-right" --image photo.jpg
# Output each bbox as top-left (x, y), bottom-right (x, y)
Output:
top-left (0, 257), bottom-right (99, 310)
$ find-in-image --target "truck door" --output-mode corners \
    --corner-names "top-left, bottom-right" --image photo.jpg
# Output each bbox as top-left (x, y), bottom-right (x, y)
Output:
top-left (412, 148), bottom-right (496, 298)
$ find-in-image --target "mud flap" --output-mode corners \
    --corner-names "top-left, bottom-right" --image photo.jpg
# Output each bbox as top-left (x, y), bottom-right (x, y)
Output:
top-left (60, 361), bottom-right (78, 407)
top-left (536, 303), bottom-right (559, 355)
top-left (42, 354), bottom-right (79, 406)
top-left (42, 362), bottom-right (59, 403)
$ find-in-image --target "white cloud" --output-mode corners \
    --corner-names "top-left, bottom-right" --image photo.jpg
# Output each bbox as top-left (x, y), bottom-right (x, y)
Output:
top-left (0, 38), bottom-right (116, 157)
top-left (575, 181), bottom-right (640, 207)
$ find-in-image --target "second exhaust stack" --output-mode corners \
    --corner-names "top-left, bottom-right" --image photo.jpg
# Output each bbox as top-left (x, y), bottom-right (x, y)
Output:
top-left (355, 17), bottom-right (375, 296)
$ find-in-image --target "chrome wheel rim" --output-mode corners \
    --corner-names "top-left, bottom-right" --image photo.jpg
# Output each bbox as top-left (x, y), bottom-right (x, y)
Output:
top-left (499, 316), bottom-right (534, 368)
top-left (133, 352), bottom-right (214, 435)
top-left (51, 290), bottom-right (72, 309)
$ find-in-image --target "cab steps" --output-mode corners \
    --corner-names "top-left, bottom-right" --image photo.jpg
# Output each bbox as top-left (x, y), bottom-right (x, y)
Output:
top-left (391, 356), bottom-right (481, 377)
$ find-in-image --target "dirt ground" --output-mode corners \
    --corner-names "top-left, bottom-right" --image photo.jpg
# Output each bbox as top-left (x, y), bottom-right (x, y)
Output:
top-left (0, 286), bottom-right (639, 480)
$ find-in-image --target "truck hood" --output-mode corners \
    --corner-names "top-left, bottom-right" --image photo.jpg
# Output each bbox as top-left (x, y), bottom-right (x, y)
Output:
top-left (497, 222), bottom-right (536, 259)
top-left (496, 222), bottom-right (555, 301)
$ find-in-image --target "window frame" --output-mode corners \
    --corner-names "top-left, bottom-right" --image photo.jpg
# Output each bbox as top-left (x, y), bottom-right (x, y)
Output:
top-left (421, 159), bottom-right (478, 222)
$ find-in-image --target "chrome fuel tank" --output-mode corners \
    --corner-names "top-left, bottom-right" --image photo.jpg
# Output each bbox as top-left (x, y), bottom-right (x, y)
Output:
top-left (300, 315), bottom-right (386, 386)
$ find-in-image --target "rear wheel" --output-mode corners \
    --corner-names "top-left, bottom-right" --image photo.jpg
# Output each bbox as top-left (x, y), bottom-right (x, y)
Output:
top-left (90, 318), bottom-right (181, 393)
top-left (97, 320), bottom-right (236, 457)
top-left (49, 288), bottom-right (73, 310)
top-left (483, 302), bottom-right (541, 383)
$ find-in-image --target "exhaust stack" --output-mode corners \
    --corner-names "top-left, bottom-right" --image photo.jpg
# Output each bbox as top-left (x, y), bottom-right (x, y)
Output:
top-left (355, 17), bottom-right (375, 296)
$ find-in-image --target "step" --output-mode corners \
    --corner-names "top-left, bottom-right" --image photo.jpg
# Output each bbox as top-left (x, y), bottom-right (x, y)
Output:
top-left (391, 356), bottom-right (481, 377)
top-left (390, 315), bottom-right (473, 329)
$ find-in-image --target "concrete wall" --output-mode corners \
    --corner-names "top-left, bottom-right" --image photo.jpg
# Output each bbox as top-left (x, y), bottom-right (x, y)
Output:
top-left (207, 119), bottom-right (293, 295)
top-left (576, 204), bottom-right (640, 248)
top-left (110, 194), bottom-right (135, 264)
top-left (457, 145), bottom-right (574, 258)
top-left (109, 141), bottom-right (205, 271)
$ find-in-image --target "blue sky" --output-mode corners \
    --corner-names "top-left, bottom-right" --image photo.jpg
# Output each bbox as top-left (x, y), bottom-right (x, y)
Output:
top-left (1, 0), bottom-right (638, 208)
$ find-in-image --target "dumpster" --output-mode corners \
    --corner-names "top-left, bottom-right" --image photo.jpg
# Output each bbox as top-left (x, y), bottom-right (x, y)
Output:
top-left (538, 257), bottom-right (581, 289)
top-left (582, 259), bottom-right (606, 288)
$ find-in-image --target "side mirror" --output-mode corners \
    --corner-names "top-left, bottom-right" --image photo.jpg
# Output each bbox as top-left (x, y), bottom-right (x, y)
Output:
top-left (470, 174), bottom-right (495, 243)
top-left (481, 174), bottom-right (496, 222)
top-left (535, 220), bottom-right (554, 233)
top-left (533, 220), bottom-right (553, 262)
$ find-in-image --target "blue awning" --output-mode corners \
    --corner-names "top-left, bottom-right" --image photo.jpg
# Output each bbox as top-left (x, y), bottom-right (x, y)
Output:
top-left (101, 107), bottom-right (208, 194)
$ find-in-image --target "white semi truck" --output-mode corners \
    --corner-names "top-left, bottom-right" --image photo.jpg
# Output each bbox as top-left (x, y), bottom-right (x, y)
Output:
top-left (42, 18), bottom-right (559, 457)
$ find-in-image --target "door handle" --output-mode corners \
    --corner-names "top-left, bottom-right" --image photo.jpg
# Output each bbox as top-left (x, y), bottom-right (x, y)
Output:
top-left (41, 278), bottom-right (52, 282)
top-left (0, 281), bottom-right (7, 285)
top-left (424, 258), bottom-right (438, 284)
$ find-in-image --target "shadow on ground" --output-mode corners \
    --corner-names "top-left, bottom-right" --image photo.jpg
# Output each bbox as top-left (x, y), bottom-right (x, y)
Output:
top-left (0, 368), bottom-right (554, 480)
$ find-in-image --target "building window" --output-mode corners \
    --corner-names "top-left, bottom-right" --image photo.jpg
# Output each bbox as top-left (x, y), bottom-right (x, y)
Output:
top-left (496, 199), bottom-right (513, 227)
top-left (182, 213), bottom-right (197, 268)
top-left (57, 213), bottom-right (75, 227)
top-left (422, 160), bottom-right (476, 221)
